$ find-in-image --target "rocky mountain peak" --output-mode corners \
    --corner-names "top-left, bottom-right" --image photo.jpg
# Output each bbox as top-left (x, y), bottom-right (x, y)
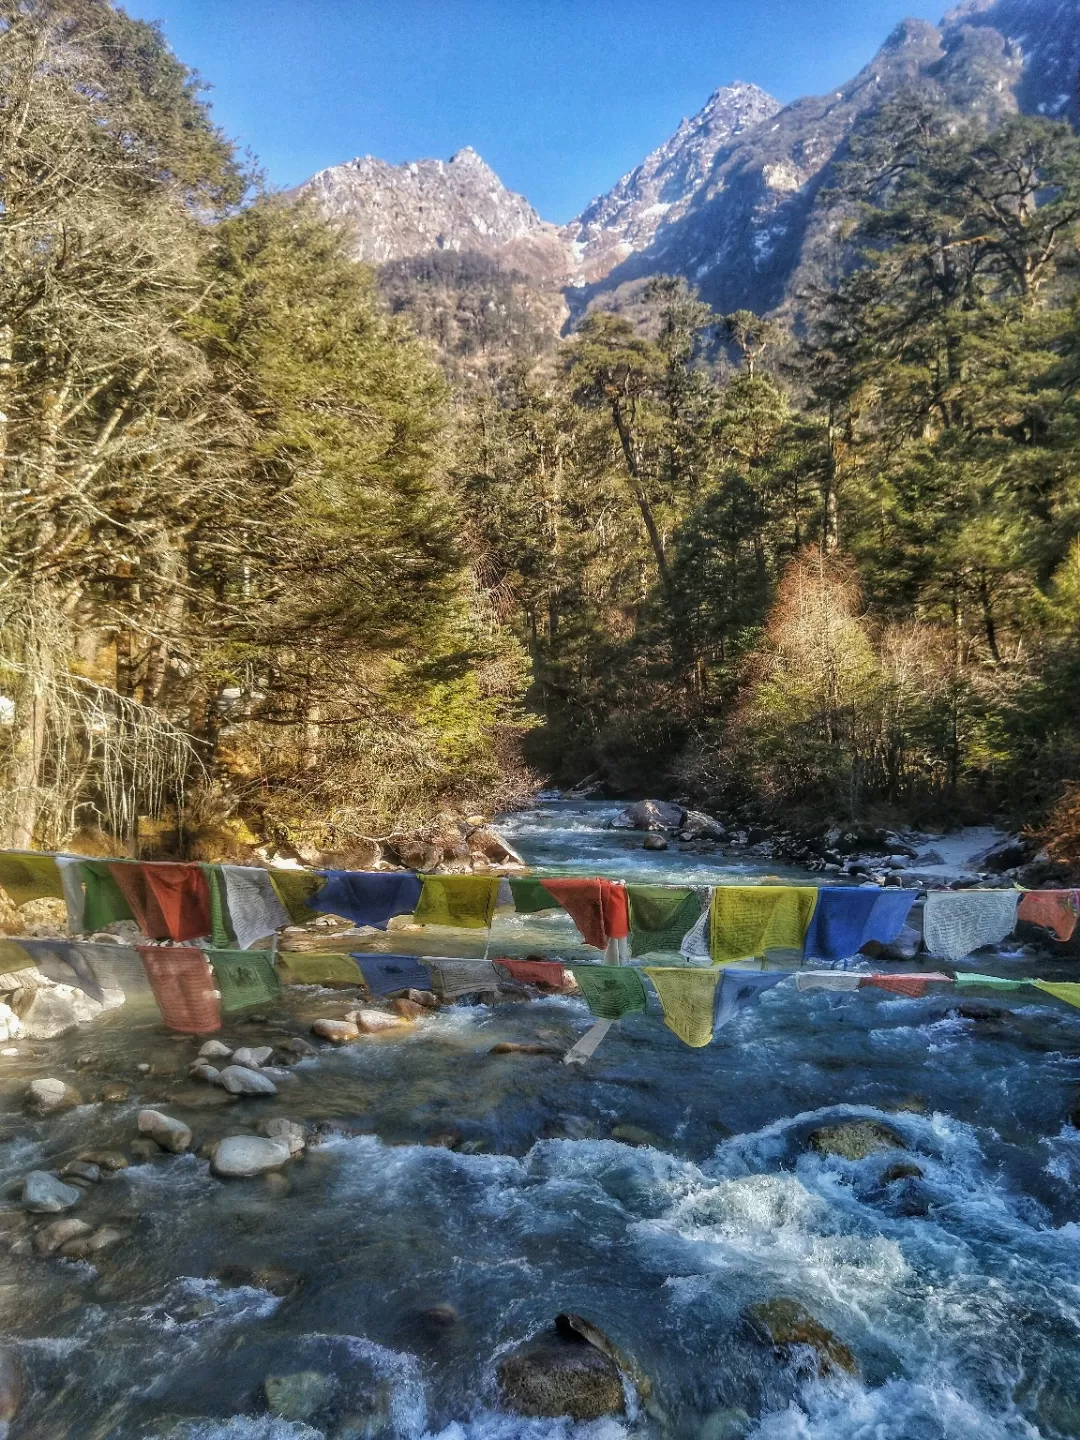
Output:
top-left (298, 146), bottom-right (546, 265)
top-left (564, 81), bottom-right (781, 281)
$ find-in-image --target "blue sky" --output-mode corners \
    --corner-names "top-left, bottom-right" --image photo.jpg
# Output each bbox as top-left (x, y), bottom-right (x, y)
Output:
top-left (123, 1), bottom-right (945, 223)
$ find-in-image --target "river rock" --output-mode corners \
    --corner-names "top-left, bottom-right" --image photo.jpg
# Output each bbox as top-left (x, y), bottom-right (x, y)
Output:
top-left (403, 987), bottom-right (438, 1009)
top-left (678, 810), bottom-right (727, 842)
top-left (611, 1123), bottom-right (662, 1148)
top-left (979, 836), bottom-right (1033, 873)
top-left (497, 1327), bottom-right (625, 1420)
top-left (77, 1149), bottom-right (128, 1172)
top-left (32, 1217), bottom-right (92, 1255)
top-left (232, 1046), bottom-right (273, 1070)
top-left (807, 1120), bottom-right (906, 1161)
top-left (745, 1297), bottom-right (858, 1375)
top-left (0, 1003), bottom-right (21, 1042)
top-left (25, 1078), bottom-right (82, 1115)
top-left (11, 984), bottom-right (103, 1039)
top-left (264, 1370), bottom-right (336, 1422)
top-left (101, 1082), bottom-right (130, 1103)
top-left (21, 1171), bottom-right (82, 1213)
top-left (490, 1042), bottom-right (560, 1056)
top-left (467, 826), bottom-right (525, 866)
top-left (189, 1060), bottom-right (219, 1083)
top-left (59, 1161), bottom-right (100, 1184)
top-left (211, 1135), bottom-right (293, 1179)
top-left (258, 1118), bottom-right (306, 1155)
top-left (881, 1160), bottom-right (924, 1183)
top-left (311, 1018), bottom-right (359, 1044)
top-left (610, 799), bottom-right (685, 832)
top-left (59, 1224), bottom-right (124, 1259)
top-left (279, 1035), bottom-right (318, 1056)
top-left (349, 1009), bottom-right (407, 1035)
top-left (642, 834), bottom-right (668, 851)
top-left (216, 1064), bottom-right (278, 1096)
top-left (137, 1109), bottom-right (192, 1154)
top-left (199, 1039), bottom-right (232, 1059)
top-left (390, 997), bottom-right (426, 1019)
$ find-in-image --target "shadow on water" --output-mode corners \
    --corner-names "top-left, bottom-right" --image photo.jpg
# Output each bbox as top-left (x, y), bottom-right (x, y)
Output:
top-left (1, 801), bottom-right (1079, 1438)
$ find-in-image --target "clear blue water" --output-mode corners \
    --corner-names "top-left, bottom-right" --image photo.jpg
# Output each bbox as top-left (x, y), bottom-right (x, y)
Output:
top-left (1, 801), bottom-right (1079, 1439)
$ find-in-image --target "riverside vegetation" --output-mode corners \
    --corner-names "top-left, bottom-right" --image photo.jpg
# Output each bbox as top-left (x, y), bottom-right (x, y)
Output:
top-left (2, 1), bottom-right (1080, 869)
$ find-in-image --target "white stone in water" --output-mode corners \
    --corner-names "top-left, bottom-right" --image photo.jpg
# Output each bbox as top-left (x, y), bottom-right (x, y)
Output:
top-left (25, 1078), bottom-right (81, 1115)
top-left (311, 1019), bottom-right (359, 1044)
top-left (189, 1061), bottom-right (219, 1083)
top-left (11, 985), bottom-right (103, 1040)
top-left (211, 1135), bottom-right (293, 1178)
top-left (259, 1118), bottom-right (306, 1155)
top-left (349, 1009), bottom-right (407, 1034)
top-left (137, 1109), bottom-right (193, 1153)
top-left (232, 1046), bottom-right (273, 1070)
top-left (199, 1040), bottom-right (232, 1059)
top-left (0, 1003), bottom-right (21, 1042)
top-left (216, 1064), bottom-right (278, 1096)
top-left (21, 1171), bottom-right (82, 1213)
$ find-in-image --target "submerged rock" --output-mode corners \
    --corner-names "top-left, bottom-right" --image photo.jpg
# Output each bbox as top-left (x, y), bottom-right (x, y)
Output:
top-left (211, 1135), bottom-right (292, 1178)
top-left (100, 1082), bottom-right (129, 1103)
top-left (264, 1369), bottom-right (335, 1422)
top-left (642, 834), bottom-right (668, 851)
top-left (258, 1118), bottom-right (306, 1155)
top-left (25, 1078), bottom-right (82, 1115)
top-left (807, 1120), bottom-right (906, 1161)
top-left (59, 1161), bottom-right (100, 1184)
top-left (349, 1009), bottom-right (408, 1035)
top-left (77, 1149), bottom-right (128, 1171)
top-left (745, 1297), bottom-right (858, 1376)
top-left (881, 1160), bottom-right (924, 1183)
top-left (32, 1217), bottom-right (92, 1255)
top-left (232, 1046), bottom-right (273, 1070)
top-left (137, 1110), bottom-right (192, 1154)
top-left (490, 1042), bottom-right (560, 1056)
top-left (216, 1064), bottom-right (278, 1096)
top-left (215, 1262), bottom-right (305, 1298)
top-left (59, 1224), bottom-right (124, 1259)
top-left (497, 1326), bottom-right (625, 1420)
top-left (22, 1171), bottom-right (82, 1213)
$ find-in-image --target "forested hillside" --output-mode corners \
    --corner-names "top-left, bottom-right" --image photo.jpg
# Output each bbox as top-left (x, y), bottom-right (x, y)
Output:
top-left (2, 0), bottom-right (1079, 863)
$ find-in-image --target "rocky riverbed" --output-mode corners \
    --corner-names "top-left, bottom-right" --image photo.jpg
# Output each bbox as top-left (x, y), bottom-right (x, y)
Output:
top-left (0, 798), bottom-right (1079, 1439)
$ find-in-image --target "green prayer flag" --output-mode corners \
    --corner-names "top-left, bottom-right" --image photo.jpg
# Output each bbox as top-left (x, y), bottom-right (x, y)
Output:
top-left (201, 865), bottom-right (236, 949)
top-left (627, 885), bottom-right (705, 957)
top-left (1034, 980), bottom-right (1080, 1010)
top-left (953, 972), bottom-right (1025, 991)
top-left (0, 852), bottom-right (64, 906)
top-left (269, 868), bottom-right (324, 925)
top-left (276, 951), bottom-right (364, 987)
top-left (570, 964), bottom-right (648, 1019)
top-left (509, 876), bottom-right (560, 914)
top-left (207, 948), bottom-right (282, 1012)
top-left (414, 875), bottom-right (500, 929)
top-left (79, 861), bottom-right (134, 932)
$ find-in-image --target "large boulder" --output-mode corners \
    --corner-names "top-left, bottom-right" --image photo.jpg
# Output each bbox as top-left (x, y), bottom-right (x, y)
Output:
top-left (25, 1078), bottom-right (82, 1116)
top-left (467, 826), bottom-right (525, 866)
top-left (10, 983), bottom-right (103, 1039)
top-left (211, 1135), bottom-right (293, 1179)
top-left (808, 1120), bottom-right (906, 1161)
top-left (32, 1217), bottom-right (92, 1255)
top-left (0, 1003), bottom-right (21, 1042)
top-left (745, 1297), bottom-right (858, 1376)
top-left (610, 800), bottom-right (686, 833)
top-left (678, 810), bottom-right (727, 842)
top-left (349, 1009), bottom-right (408, 1035)
top-left (497, 1326), bottom-right (625, 1421)
top-left (977, 836), bottom-right (1034, 873)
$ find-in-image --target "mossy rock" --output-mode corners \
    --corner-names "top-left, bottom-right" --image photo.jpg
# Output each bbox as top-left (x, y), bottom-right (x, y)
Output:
top-left (807, 1119), bottom-right (906, 1161)
top-left (745, 1297), bottom-right (858, 1376)
top-left (497, 1329), bottom-right (624, 1420)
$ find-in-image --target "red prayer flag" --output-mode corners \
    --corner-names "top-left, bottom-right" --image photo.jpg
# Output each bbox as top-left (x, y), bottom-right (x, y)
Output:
top-left (142, 863), bottom-right (212, 942)
top-left (137, 946), bottom-right (222, 1032)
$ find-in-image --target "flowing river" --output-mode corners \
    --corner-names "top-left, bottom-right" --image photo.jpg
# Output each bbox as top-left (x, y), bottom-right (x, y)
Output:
top-left (2, 800), bottom-right (1080, 1439)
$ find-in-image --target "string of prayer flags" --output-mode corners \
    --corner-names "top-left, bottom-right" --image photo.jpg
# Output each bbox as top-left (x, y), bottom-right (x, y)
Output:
top-left (206, 948), bottom-right (282, 1013)
top-left (803, 886), bottom-right (917, 963)
top-left (15, 938), bottom-right (105, 1004)
top-left (795, 972), bottom-right (863, 992)
top-left (709, 885), bottom-right (818, 963)
top-left (628, 886), bottom-right (708, 958)
top-left (1032, 981), bottom-right (1080, 1011)
top-left (1017, 889), bottom-right (1080, 943)
top-left (569, 963), bottom-right (647, 1020)
top-left (137, 946), bottom-right (221, 1032)
top-left (276, 951), bottom-right (364, 987)
top-left (0, 852), bottom-right (64, 907)
top-left (952, 972), bottom-right (1026, 990)
top-left (643, 966), bottom-right (721, 1047)
top-left (108, 862), bottom-right (171, 941)
top-left (922, 890), bottom-right (1019, 962)
top-left (427, 958), bottom-right (503, 1000)
top-left (79, 860), bottom-right (135, 932)
top-left (713, 969), bottom-right (786, 1029)
top-left (413, 875), bottom-right (501, 930)
top-left (310, 870), bottom-right (423, 930)
top-left (507, 876), bottom-right (561, 914)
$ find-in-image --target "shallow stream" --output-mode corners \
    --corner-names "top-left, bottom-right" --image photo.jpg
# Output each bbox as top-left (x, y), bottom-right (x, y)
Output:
top-left (2, 800), bottom-right (1080, 1439)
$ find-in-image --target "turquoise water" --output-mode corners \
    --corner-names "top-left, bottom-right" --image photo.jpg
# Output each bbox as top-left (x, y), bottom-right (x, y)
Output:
top-left (1, 801), bottom-right (1079, 1438)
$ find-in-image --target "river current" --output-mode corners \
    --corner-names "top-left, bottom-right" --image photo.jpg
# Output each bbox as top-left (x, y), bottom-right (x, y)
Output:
top-left (2, 800), bottom-right (1080, 1439)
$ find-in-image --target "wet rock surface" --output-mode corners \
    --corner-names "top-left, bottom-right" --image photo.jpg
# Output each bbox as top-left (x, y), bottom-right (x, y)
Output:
top-left (496, 1325), bottom-right (626, 1420)
top-left (807, 1119), bottom-right (907, 1161)
top-left (745, 1297), bottom-right (859, 1376)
